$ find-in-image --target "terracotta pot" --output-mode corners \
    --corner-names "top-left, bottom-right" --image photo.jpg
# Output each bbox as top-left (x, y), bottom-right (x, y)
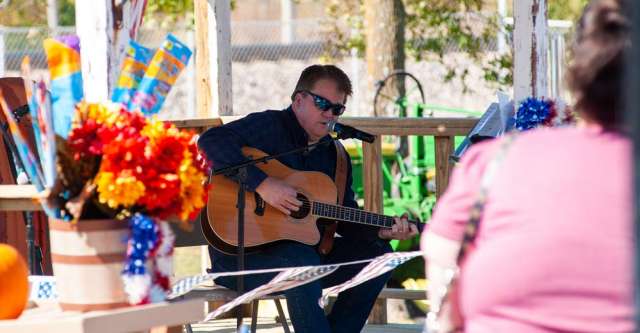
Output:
top-left (49, 218), bottom-right (130, 312)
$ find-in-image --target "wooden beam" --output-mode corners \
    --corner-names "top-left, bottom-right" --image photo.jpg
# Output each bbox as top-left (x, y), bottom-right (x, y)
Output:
top-left (513, 0), bottom-right (548, 104)
top-left (195, 0), bottom-right (233, 118)
top-left (169, 117), bottom-right (478, 136)
top-left (368, 298), bottom-right (387, 325)
top-left (434, 136), bottom-right (454, 198)
top-left (0, 299), bottom-right (204, 333)
top-left (170, 118), bottom-right (221, 128)
top-left (362, 137), bottom-right (383, 213)
top-left (340, 117), bottom-right (478, 136)
top-left (0, 185), bottom-right (41, 211)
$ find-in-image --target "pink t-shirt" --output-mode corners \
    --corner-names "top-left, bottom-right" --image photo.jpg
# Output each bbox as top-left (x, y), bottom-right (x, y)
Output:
top-left (425, 126), bottom-right (634, 333)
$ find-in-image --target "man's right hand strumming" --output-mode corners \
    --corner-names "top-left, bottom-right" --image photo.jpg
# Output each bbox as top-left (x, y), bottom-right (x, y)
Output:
top-left (255, 177), bottom-right (302, 215)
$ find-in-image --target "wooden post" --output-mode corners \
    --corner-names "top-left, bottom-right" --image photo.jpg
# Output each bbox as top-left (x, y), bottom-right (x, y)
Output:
top-left (513, 0), bottom-right (548, 104)
top-left (281, 0), bottom-right (295, 44)
top-left (362, 137), bottom-right (383, 213)
top-left (434, 136), bottom-right (454, 198)
top-left (75, 0), bottom-right (114, 102)
top-left (364, 0), bottom-right (405, 116)
top-left (75, 0), bottom-right (143, 102)
top-left (362, 136), bottom-right (386, 324)
top-left (194, 2), bottom-right (232, 318)
top-left (368, 298), bottom-right (387, 325)
top-left (0, 27), bottom-right (5, 77)
top-left (497, 0), bottom-right (507, 54)
top-left (195, 0), bottom-right (233, 118)
top-left (47, 0), bottom-right (58, 35)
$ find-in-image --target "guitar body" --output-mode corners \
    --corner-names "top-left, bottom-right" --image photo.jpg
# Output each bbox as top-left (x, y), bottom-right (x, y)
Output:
top-left (204, 147), bottom-right (338, 254)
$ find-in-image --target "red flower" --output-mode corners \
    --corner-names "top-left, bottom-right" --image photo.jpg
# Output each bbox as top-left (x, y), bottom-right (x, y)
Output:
top-left (68, 119), bottom-right (106, 159)
top-left (101, 134), bottom-right (148, 173)
top-left (137, 173), bottom-right (181, 212)
top-left (186, 133), bottom-right (211, 174)
top-left (150, 135), bottom-right (187, 173)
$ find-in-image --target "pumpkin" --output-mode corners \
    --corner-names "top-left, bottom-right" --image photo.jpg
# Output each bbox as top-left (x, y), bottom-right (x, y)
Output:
top-left (0, 244), bottom-right (29, 319)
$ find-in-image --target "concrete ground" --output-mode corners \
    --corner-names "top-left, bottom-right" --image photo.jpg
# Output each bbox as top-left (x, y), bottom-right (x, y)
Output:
top-left (188, 299), bottom-right (425, 332)
top-left (192, 318), bottom-right (423, 333)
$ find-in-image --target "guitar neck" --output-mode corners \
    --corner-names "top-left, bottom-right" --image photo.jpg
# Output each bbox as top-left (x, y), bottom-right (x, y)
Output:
top-left (311, 202), bottom-right (417, 228)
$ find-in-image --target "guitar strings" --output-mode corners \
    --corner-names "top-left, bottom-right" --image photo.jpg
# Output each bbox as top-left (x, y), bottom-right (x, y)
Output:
top-left (291, 196), bottom-right (394, 227)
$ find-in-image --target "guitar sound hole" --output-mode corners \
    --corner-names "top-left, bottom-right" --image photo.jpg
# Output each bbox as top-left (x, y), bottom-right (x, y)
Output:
top-left (289, 193), bottom-right (310, 219)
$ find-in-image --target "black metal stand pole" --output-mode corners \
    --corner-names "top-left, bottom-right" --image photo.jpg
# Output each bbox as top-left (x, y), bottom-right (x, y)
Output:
top-left (235, 168), bottom-right (247, 330)
top-left (25, 211), bottom-right (36, 273)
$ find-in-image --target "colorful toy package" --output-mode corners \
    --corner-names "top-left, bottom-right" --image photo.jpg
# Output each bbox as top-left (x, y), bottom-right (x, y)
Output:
top-left (43, 35), bottom-right (84, 138)
top-left (130, 34), bottom-right (192, 115)
top-left (111, 41), bottom-right (153, 106)
top-left (32, 82), bottom-right (57, 189)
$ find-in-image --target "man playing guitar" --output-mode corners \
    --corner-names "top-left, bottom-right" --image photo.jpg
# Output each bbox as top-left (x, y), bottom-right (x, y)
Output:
top-left (198, 64), bottom-right (418, 333)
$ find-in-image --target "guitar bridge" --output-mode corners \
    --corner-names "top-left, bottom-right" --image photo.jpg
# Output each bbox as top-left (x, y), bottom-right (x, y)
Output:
top-left (254, 192), bottom-right (265, 216)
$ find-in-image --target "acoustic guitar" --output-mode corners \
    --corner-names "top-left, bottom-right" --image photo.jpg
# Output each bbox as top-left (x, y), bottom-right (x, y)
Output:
top-left (202, 147), bottom-right (424, 255)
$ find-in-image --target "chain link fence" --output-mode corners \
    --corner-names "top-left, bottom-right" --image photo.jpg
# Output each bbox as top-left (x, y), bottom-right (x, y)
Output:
top-left (0, 19), bottom-right (327, 70)
top-left (0, 18), bottom-right (571, 119)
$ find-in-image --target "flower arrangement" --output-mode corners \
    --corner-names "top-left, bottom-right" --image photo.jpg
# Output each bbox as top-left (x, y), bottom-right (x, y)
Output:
top-left (63, 102), bottom-right (208, 223)
top-left (0, 34), bottom-right (210, 305)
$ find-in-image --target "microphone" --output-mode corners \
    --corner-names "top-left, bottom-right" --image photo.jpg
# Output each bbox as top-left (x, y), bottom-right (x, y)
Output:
top-left (327, 120), bottom-right (375, 143)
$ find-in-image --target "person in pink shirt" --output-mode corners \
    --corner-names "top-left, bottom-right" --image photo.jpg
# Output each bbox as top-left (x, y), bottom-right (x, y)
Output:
top-left (421, 1), bottom-right (634, 332)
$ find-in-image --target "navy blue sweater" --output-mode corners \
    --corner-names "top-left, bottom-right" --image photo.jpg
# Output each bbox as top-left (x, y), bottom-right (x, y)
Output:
top-left (197, 107), bottom-right (380, 242)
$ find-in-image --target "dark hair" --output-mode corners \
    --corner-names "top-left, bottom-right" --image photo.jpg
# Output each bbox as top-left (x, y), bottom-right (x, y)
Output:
top-left (566, 0), bottom-right (630, 129)
top-left (290, 65), bottom-right (353, 102)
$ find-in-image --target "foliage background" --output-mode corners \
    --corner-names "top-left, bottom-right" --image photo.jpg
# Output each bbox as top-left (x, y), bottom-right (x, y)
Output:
top-left (0, 0), bottom-right (589, 27)
top-left (0, 0), bottom-right (588, 92)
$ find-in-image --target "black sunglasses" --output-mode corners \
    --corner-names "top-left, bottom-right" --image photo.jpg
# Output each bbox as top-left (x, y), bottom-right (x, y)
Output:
top-left (300, 90), bottom-right (346, 116)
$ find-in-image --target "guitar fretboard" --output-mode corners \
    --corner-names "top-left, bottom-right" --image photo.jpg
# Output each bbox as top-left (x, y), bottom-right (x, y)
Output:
top-left (312, 202), bottom-right (395, 228)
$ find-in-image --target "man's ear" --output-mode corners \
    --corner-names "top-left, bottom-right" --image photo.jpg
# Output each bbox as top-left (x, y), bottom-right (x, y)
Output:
top-left (292, 92), bottom-right (303, 110)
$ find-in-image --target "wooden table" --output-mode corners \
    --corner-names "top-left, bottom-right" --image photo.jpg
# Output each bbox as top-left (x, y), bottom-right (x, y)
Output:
top-left (0, 184), bottom-right (41, 211)
top-left (0, 299), bottom-right (204, 333)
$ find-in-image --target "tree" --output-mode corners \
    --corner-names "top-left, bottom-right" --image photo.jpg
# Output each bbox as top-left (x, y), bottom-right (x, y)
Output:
top-left (364, 0), bottom-right (406, 116)
top-left (541, 0), bottom-right (589, 21)
top-left (0, 0), bottom-right (75, 26)
top-left (143, 0), bottom-right (194, 27)
top-left (324, 0), bottom-right (499, 93)
top-left (0, 0), bottom-right (201, 27)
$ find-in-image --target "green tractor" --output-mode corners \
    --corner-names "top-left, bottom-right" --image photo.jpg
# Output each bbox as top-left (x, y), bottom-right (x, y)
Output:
top-left (345, 71), bottom-right (477, 314)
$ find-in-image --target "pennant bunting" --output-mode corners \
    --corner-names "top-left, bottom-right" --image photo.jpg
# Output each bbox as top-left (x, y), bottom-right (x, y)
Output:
top-left (318, 251), bottom-right (422, 308)
top-left (203, 264), bottom-right (340, 322)
top-left (28, 251), bottom-right (422, 320)
top-left (168, 257), bottom-right (374, 300)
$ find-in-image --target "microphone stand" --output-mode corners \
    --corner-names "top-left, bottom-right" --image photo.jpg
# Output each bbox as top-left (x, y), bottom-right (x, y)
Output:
top-left (210, 136), bottom-right (337, 329)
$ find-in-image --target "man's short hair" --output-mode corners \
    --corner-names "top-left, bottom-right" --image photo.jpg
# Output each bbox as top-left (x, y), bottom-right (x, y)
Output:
top-left (291, 65), bottom-right (352, 103)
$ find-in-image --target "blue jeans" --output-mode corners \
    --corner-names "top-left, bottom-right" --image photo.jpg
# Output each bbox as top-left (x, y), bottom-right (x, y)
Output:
top-left (209, 237), bottom-right (392, 333)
